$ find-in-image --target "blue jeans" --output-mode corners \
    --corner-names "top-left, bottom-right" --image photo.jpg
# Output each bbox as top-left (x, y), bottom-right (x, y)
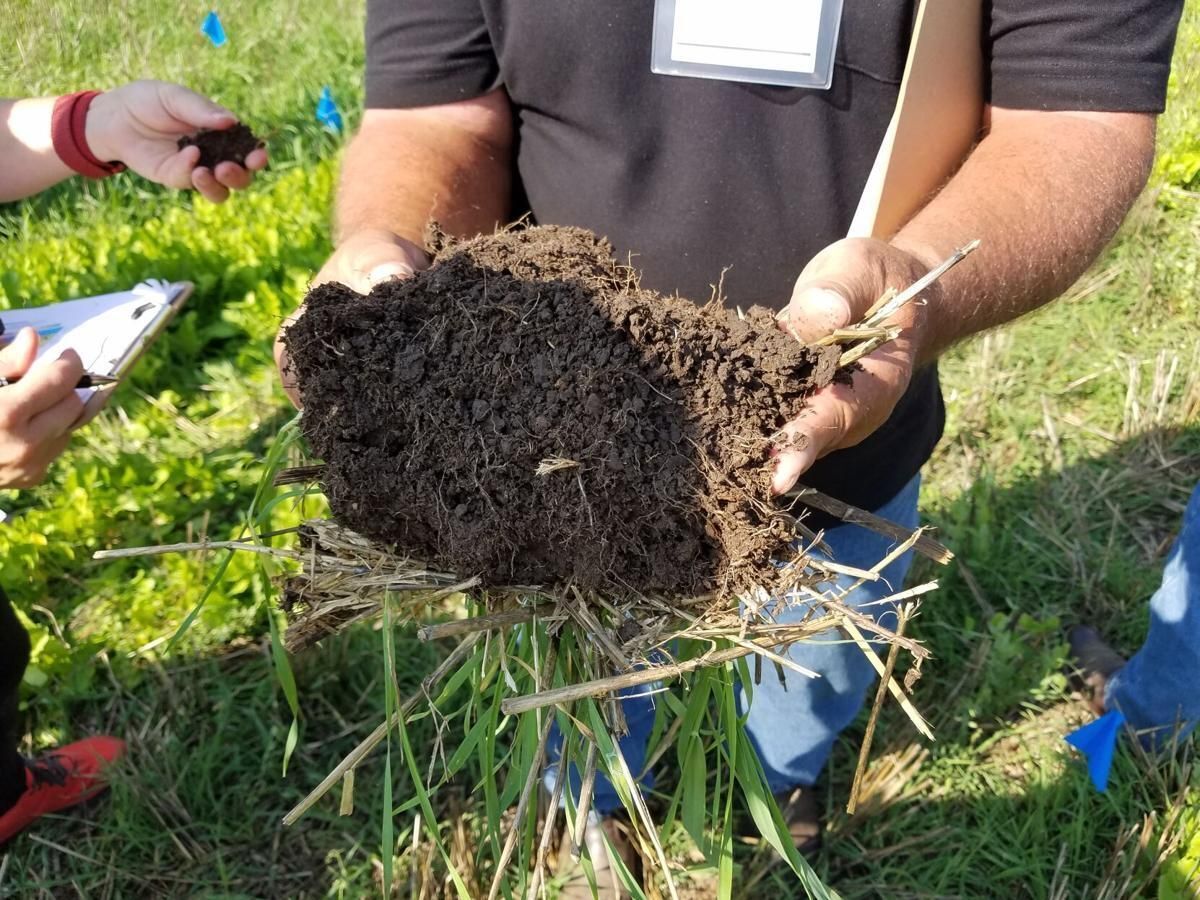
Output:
top-left (1105, 482), bottom-right (1200, 746)
top-left (546, 476), bottom-right (921, 813)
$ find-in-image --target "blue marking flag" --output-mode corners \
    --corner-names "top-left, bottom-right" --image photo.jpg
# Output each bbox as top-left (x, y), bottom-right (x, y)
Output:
top-left (1065, 709), bottom-right (1126, 793)
top-left (316, 87), bottom-right (343, 134)
top-left (201, 11), bottom-right (227, 47)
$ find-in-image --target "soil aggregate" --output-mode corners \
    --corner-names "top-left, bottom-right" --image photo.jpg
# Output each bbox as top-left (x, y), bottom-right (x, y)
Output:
top-left (178, 123), bottom-right (264, 168)
top-left (284, 225), bottom-right (848, 598)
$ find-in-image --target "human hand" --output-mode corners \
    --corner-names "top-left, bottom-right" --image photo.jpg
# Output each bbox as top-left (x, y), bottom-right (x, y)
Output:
top-left (0, 328), bottom-right (86, 489)
top-left (771, 237), bottom-right (943, 495)
top-left (311, 228), bottom-right (430, 295)
top-left (274, 228), bottom-right (431, 407)
top-left (85, 80), bottom-right (268, 203)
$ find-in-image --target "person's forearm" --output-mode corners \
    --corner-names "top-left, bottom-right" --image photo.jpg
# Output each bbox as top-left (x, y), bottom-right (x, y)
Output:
top-left (335, 91), bottom-right (514, 247)
top-left (0, 98), bottom-right (75, 202)
top-left (892, 108), bottom-right (1156, 364)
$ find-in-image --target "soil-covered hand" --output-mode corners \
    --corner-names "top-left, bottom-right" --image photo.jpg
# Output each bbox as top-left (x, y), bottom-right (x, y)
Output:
top-left (771, 237), bottom-right (942, 495)
top-left (275, 228), bottom-right (431, 407)
top-left (0, 328), bottom-right (86, 489)
top-left (85, 81), bottom-right (268, 203)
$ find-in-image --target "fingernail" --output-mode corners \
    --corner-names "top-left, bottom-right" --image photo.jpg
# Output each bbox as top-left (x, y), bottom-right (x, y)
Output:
top-left (366, 263), bottom-right (414, 287)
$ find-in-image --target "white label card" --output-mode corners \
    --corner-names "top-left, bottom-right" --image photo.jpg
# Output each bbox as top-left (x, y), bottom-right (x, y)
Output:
top-left (651, 0), bottom-right (842, 89)
top-left (670, 0), bottom-right (824, 75)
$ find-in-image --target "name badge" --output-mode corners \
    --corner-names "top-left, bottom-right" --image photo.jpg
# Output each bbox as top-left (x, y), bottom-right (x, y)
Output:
top-left (651, 0), bottom-right (843, 89)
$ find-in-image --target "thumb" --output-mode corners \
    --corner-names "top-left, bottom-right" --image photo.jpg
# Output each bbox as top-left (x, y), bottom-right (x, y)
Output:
top-left (780, 238), bottom-right (889, 344)
top-left (0, 328), bottom-right (40, 379)
top-left (158, 83), bottom-right (237, 131)
top-left (348, 241), bottom-right (420, 294)
top-left (364, 262), bottom-right (415, 290)
top-left (783, 284), bottom-right (853, 345)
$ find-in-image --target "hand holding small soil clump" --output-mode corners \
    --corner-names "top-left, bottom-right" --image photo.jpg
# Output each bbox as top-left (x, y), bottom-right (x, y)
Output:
top-left (283, 225), bottom-right (849, 599)
top-left (177, 122), bottom-right (264, 168)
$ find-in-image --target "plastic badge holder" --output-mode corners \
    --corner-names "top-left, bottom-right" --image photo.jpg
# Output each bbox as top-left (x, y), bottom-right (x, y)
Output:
top-left (651, 0), bottom-right (844, 90)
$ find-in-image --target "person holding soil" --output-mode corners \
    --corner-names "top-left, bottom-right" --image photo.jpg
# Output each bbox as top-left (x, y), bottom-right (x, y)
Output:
top-left (0, 79), bottom-right (266, 845)
top-left (275, 3), bottom-right (1184, 894)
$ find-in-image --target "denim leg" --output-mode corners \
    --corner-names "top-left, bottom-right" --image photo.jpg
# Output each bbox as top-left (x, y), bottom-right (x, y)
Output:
top-left (1105, 483), bottom-right (1200, 747)
top-left (738, 475), bottom-right (921, 791)
top-left (543, 685), bottom-right (658, 816)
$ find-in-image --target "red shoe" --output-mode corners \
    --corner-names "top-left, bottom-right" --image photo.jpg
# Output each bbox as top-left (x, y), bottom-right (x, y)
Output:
top-left (0, 736), bottom-right (126, 844)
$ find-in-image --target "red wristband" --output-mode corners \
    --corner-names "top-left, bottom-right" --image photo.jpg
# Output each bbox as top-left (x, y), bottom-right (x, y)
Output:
top-left (51, 91), bottom-right (127, 180)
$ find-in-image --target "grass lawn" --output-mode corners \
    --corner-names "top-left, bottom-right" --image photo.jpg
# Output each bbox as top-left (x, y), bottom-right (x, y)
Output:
top-left (1, 2), bottom-right (1198, 897)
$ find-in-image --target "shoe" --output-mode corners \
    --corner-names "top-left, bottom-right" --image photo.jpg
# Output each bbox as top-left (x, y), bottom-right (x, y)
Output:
top-left (774, 786), bottom-right (822, 857)
top-left (0, 736), bottom-right (126, 844)
top-left (555, 813), bottom-right (639, 899)
top-left (1068, 625), bottom-right (1127, 716)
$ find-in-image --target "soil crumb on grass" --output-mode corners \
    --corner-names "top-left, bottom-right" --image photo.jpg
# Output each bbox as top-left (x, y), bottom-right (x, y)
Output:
top-left (177, 123), bottom-right (264, 168)
top-left (284, 225), bottom-right (846, 597)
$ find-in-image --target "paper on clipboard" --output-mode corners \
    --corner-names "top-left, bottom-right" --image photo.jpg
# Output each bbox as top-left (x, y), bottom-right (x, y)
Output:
top-left (10, 280), bottom-right (193, 412)
top-left (848, 0), bottom-right (984, 239)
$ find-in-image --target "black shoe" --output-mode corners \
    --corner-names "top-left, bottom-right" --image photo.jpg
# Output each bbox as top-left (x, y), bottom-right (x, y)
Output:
top-left (1068, 625), bottom-right (1127, 715)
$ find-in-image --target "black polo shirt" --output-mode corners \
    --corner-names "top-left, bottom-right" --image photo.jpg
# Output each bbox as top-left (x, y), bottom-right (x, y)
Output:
top-left (362, 0), bottom-right (1182, 515)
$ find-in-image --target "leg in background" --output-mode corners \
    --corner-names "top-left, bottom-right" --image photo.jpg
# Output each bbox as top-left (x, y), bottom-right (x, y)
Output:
top-left (544, 685), bottom-right (658, 816)
top-left (739, 475), bottom-right (922, 791)
top-left (1106, 482), bottom-right (1200, 746)
top-left (0, 586), bottom-right (32, 815)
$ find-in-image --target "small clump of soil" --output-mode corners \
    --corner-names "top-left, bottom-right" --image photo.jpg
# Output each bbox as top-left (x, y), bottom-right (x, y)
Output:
top-left (283, 225), bottom-right (847, 598)
top-left (177, 123), bottom-right (264, 168)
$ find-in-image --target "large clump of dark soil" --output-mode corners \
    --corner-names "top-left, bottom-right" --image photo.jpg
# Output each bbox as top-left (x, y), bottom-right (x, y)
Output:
top-left (284, 225), bottom-right (845, 598)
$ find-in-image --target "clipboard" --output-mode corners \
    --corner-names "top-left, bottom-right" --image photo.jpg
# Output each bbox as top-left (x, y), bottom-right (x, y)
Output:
top-left (848, 0), bottom-right (984, 239)
top-left (3, 279), bottom-right (194, 418)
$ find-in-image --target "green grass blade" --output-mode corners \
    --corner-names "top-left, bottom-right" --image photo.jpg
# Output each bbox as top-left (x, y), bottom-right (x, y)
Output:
top-left (246, 414), bottom-right (302, 526)
top-left (382, 599), bottom-right (472, 899)
top-left (585, 700), bottom-right (677, 898)
top-left (717, 747), bottom-right (735, 900)
top-left (447, 713), bottom-right (493, 777)
top-left (681, 735), bottom-right (708, 848)
top-left (732, 714), bottom-right (839, 899)
top-left (481, 670), bottom-right (504, 861)
top-left (382, 600), bottom-right (398, 897)
top-left (165, 549), bottom-right (235, 650)
top-left (382, 749), bottom-right (395, 893)
top-left (267, 608), bottom-right (301, 775)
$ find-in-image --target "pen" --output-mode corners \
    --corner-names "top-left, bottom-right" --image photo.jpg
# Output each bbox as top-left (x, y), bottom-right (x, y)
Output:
top-left (0, 373), bottom-right (120, 389)
top-left (0, 315), bottom-right (61, 336)
top-left (0, 323), bottom-right (64, 346)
